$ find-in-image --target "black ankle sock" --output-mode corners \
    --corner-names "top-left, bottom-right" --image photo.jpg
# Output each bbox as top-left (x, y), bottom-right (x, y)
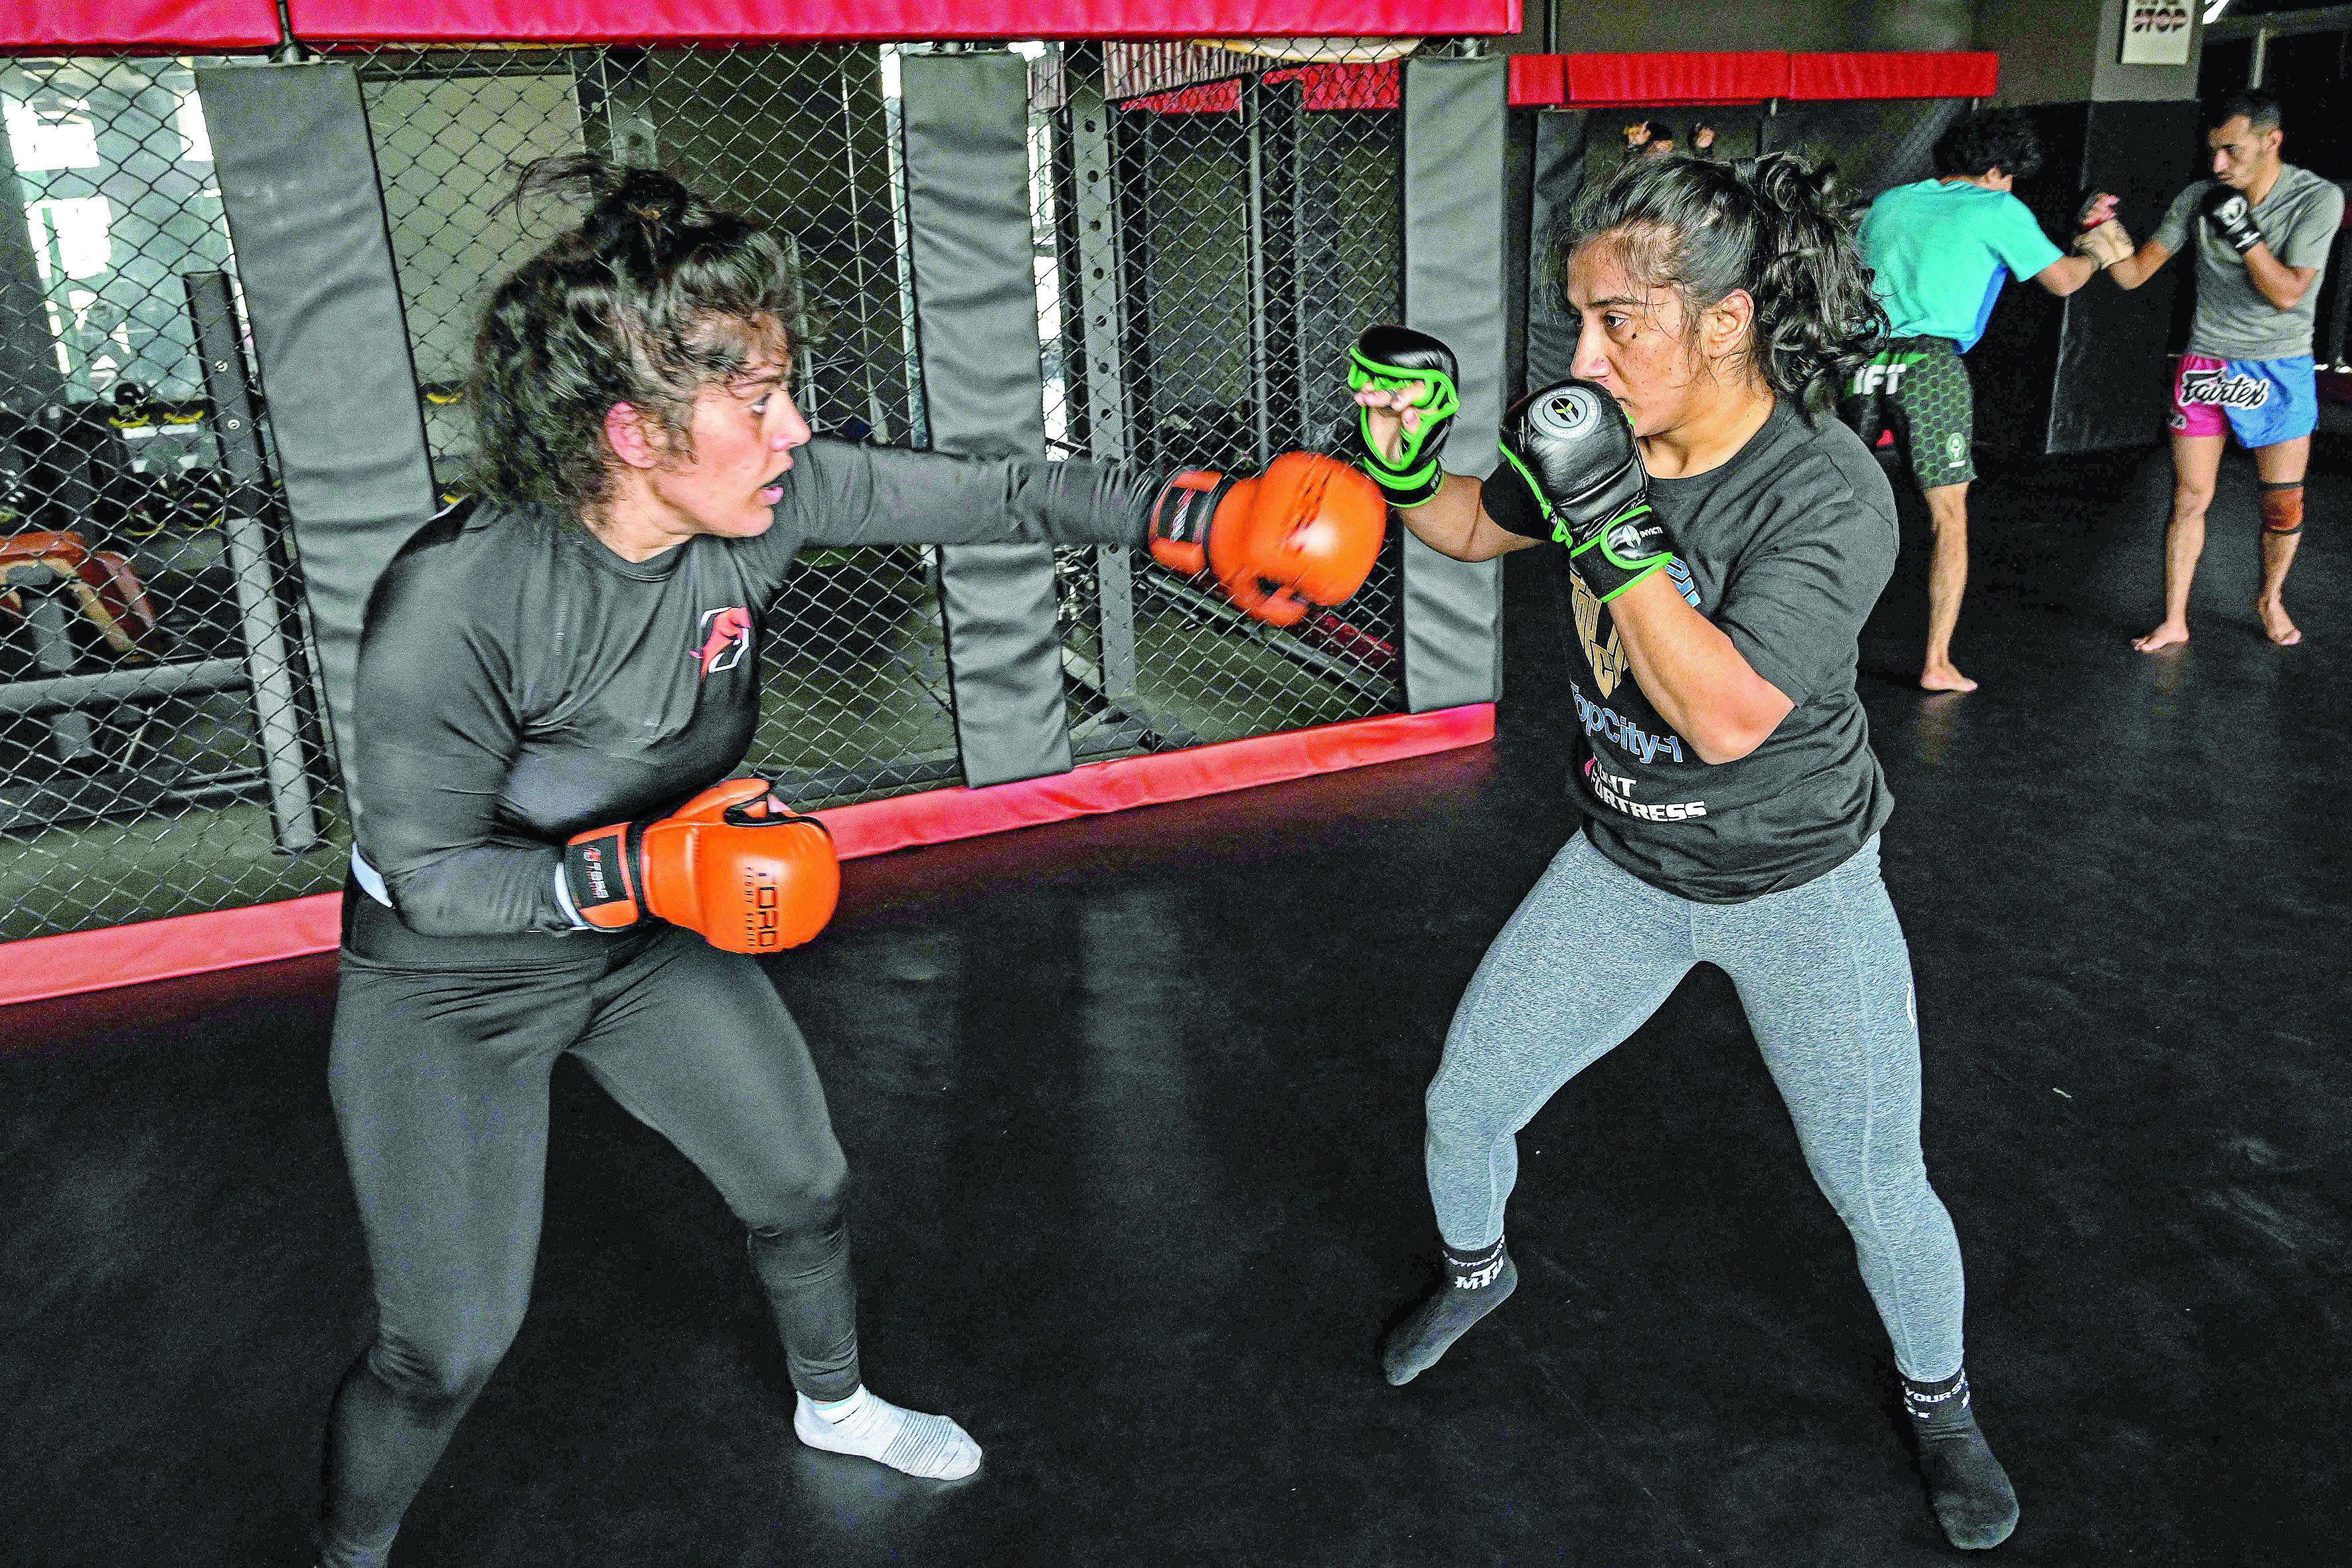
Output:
top-left (1380, 1238), bottom-right (1517, 1386)
top-left (1903, 1369), bottom-right (2019, 1550)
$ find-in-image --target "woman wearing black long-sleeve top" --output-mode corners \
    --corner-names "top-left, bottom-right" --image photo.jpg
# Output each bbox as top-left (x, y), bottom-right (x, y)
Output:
top-left (317, 159), bottom-right (1178, 1567)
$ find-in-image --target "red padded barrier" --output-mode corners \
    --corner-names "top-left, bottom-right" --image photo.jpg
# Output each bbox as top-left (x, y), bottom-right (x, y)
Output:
top-left (1265, 61), bottom-right (1400, 112)
top-left (1508, 53), bottom-right (1566, 107)
top-left (1565, 52), bottom-right (1790, 106)
top-left (2, 1), bottom-right (282, 50)
top-left (282, 1), bottom-right (1520, 43)
top-left (1503, 52), bottom-right (2001, 108)
top-left (0, 892), bottom-right (345, 1010)
top-left (0, 704), bottom-right (1496, 1007)
top-left (1127, 64), bottom-right (1401, 114)
top-left (1122, 80), bottom-right (1243, 115)
top-left (1786, 51), bottom-right (1998, 100)
top-left (819, 702), bottom-right (1492, 858)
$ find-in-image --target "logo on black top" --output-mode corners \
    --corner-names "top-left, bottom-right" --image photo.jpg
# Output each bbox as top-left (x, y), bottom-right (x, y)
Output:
top-left (692, 606), bottom-right (753, 678)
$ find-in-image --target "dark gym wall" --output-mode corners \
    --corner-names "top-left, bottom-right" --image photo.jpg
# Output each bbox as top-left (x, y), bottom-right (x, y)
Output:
top-left (1980, 0), bottom-right (2208, 106)
top-left (1763, 98), bottom-right (1968, 200)
top-left (2046, 98), bottom-right (2203, 453)
top-left (1544, 0), bottom-right (1969, 53)
top-left (1546, 0), bottom-right (1913, 54)
top-left (1975, 0), bottom-right (2208, 454)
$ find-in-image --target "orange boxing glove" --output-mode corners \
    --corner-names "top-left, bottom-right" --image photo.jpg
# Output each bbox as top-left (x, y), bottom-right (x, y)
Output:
top-left (560, 778), bottom-right (839, 954)
top-left (1144, 451), bottom-right (1386, 628)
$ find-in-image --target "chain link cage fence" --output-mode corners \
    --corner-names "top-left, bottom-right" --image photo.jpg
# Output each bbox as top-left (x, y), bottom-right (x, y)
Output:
top-left (359, 38), bottom-right (1411, 791)
top-left (1040, 44), bottom-right (1409, 759)
top-left (0, 38), bottom-right (1422, 945)
top-left (355, 42), bottom-right (957, 811)
top-left (1, 55), bottom-right (343, 942)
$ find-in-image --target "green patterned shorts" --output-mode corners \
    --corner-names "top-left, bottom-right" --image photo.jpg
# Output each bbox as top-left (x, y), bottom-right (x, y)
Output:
top-left (1838, 335), bottom-right (1974, 491)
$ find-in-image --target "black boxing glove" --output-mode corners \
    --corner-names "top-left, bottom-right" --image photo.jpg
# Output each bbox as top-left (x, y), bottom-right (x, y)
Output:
top-left (2198, 183), bottom-right (2264, 256)
top-left (1342, 325), bottom-right (1460, 509)
top-left (1484, 378), bottom-right (1678, 604)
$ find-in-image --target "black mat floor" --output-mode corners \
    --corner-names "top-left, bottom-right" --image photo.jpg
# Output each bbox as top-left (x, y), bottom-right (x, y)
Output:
top-left (5, 440), bottom-right (2345, 1567)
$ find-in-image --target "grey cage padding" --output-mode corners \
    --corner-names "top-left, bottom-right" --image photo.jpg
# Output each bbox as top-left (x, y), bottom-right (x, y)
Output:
top-left (1401, 55), bottom-right (1506, 712)
top-left (900, 51), bottom-right (1073, 789)
top-left (198, 62), bottom-right (438, 812)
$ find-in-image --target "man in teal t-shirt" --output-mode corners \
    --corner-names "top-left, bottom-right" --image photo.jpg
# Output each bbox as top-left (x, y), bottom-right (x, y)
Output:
top-left (1843, 111), bottom-right (2114, 692)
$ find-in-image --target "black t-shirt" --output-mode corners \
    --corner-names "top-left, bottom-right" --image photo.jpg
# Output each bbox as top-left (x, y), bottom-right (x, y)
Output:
top-left (351, 437), bottom-right (1148, 943)
top-left (1550, 400), bottom-right (1897, 901)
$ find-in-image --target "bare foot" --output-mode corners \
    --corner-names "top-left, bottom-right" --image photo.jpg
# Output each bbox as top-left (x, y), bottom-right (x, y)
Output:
top-left (2133, 620), bottom-right (2190, 653)
top-left (1919, 661), bottom-right (1978, 693)
top-left (2254, 596), bottom-right (2302, 647)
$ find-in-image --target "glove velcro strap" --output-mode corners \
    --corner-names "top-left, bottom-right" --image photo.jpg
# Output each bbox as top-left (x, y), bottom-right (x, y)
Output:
top-left (1569, 504), bottom-right (1675, 603)
top-left (1146, 469), bottom-right (1237, 577)
top-left (562, 822), bottom-right (643, 929)
top-left (1582, 551), bottom-right (1672, 604)
top-left (1571, 503), bottom-right (1665, 569)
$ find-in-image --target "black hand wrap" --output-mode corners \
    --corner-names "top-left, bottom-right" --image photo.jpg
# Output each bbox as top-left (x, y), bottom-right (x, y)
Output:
top-left (2199, 184), bottom-right (2264, 256)
top-left (1343, 324), bottom-right (1460, 509)
top-left (1487, 379), bottom-right (1678, 604)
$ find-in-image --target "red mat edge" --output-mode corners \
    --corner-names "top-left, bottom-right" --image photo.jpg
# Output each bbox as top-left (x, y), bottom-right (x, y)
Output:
top-left (0, 703), bottom-right (1494, 1008)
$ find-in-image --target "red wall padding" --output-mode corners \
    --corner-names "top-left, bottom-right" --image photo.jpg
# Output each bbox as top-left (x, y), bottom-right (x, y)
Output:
top-left (1565, 51), bottom-right (1790, 106)
top-left (1123, 80), bottom-right (1244, 115)
top-left (1504, 52), bottom-right (2000, 108)
top-left (1507, 54), bottom-right (1566, 107)
top-left (2, 1), bottom-right (281, 50)
top-left (1123, 63), bottom-right (1400, 115)
top-left (281, 1), bottom-right (1520, 43)
top-left (1786, 51), bottom-right (1998, 100)
top-left (1265, 60), bottom-right (1401, 112)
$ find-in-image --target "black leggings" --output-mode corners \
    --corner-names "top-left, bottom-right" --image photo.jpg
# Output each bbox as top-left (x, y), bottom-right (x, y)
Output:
top-left (321, 903), bottom-right (857, 1568)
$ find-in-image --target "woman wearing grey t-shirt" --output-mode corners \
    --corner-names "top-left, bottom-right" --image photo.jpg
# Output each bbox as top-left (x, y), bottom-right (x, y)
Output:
top-left (1346, 153), bottom-right (2018, 1551)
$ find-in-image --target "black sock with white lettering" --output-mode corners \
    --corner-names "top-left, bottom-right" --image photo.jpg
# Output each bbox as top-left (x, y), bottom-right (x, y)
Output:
top-left (1903, 1368), bottom-right (2019, 1550)
top-left (1380, 1237), bottom-right (1517, 1386)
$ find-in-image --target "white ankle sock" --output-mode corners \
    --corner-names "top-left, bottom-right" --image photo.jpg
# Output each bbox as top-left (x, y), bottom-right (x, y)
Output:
top-left (793, 1386), bottom-right (981, 1480)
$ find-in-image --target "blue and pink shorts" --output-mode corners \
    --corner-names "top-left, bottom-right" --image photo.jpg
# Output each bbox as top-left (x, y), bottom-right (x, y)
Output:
top-left (2168, 353), bottom-right (2317, 447)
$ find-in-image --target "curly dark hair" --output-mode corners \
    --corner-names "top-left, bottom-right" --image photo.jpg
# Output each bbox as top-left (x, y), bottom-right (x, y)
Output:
top-left (1562, 151), bottom-right (1886, 418)
top-left (1931, 108), bottom-right (2045, 181)
top-left (467, 156), bottom-right (803, 516)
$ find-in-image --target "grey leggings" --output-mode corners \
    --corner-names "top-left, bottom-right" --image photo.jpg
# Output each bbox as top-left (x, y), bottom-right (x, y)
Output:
top-left (1424, 832), bottom-right (1965, 1381)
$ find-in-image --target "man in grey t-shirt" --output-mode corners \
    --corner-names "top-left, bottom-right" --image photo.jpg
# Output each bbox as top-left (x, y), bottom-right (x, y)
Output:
top-left (2094, 90), bottom-right (2344, 649)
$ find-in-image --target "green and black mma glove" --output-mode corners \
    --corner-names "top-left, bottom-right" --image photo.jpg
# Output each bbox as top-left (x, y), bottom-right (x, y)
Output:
top-left (1484, 378), bottom-right (1679, 604)
top-left (1343, 324), bottom-right (1460, 508)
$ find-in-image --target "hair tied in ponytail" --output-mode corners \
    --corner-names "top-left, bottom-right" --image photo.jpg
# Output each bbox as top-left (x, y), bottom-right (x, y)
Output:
top-left (467, 156), bottom-right (806, 517)
top-left (1567, 150), bottom-right (1885, 417)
